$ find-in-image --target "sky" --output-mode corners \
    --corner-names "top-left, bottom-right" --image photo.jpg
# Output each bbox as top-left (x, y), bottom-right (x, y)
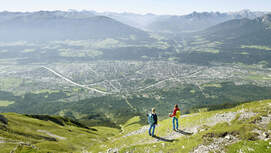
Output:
top-left (0, 0), bottom-right (270, 15)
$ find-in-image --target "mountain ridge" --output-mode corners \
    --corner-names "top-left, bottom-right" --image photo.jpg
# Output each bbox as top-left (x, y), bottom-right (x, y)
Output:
top-left (0, 12), bottom-right (149, 41)
top-left (0, 10), bottom-right (269, 33)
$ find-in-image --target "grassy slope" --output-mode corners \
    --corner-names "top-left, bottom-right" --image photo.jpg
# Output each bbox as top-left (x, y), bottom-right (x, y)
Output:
top-left (0, 99), bottom-right (270, 153)
top-left (95, 99), bottom-right (271, 153)
top-left (0, 113), bottom-right (120, 153)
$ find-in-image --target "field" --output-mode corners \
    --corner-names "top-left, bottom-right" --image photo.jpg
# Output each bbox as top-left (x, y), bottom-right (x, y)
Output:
top-left (0, 101), bottom-right (14, 107)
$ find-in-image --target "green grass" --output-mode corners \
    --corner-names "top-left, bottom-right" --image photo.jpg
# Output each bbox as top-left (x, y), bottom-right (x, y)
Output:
top-left (241, 45), bottom-right (271, 51)
top-left (202, 83), bottom-right (222, 88)
top-left (240, 51), bottom-right (249, 55)
top-left (32, 89), bottom-right (60, 94)
top-left (245, 72), bottom-right (271, 80)
top-left (22, 49), bottom-right (36, 53)
top-left (195, 48), bottom-right (220, 53)
top-left (226, 140), bottom-right (271, 153)
top-left (101, 99), bottom-right (271, 153)
top-left (0, 100), bottom-right (14, 106)
top-left (0, 113), bottom-right (120, 153)
top-left (1, 99), bottom-right (271, 153)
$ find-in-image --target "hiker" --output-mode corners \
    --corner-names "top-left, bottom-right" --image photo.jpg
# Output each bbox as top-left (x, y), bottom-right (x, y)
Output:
top-left (169, 104), bottom-right (180, 131)
top-left (148, 108), bottom-right (158, 137)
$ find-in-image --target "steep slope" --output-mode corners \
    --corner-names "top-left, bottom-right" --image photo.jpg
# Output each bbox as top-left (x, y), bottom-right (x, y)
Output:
top-left (0, 113), bottom-right (120, 153)
top-left (101, 99), bottom-right (271, 153)
top-left (148, 12), bottom-right (232, 33)
top-left (174, 14), bottom-right (271, 66)
top-left (1, 99), bottom-right (270, 153)
top-left (202, 14), bottom-right (271, 45)
top-left (147, 10), bottom-right (267, 33)
top-left (0, 11), bottom-right (149, 41)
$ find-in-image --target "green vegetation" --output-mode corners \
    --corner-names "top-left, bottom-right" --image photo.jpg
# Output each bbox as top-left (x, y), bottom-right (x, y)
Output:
top-left (0, 78), bottom-right (22, 90)
top-left (1, 81), bottom-right (271, 127)
top-left (98, 99), bottom-right (271, 153)
top-left (0, 99), bottom-right (270, 152)
top-left (22, 48), bottom-right (36, 53)
top-left (0, 100), bottom-right (14, 107)
top-left (241, 45), bottom-right (271, 51)
top-left (227, 140), bottom-right (271, 153)
top-left (32, 89), bottom-right (60, 94)
top-left (202, 83), bottom-right (222, 88)
top-left (0, 113), bottom-right (120, 153)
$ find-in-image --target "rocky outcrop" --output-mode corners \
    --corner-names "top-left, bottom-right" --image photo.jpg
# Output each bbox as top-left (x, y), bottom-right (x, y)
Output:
top-left (0, 114), bottom-right (8, 125)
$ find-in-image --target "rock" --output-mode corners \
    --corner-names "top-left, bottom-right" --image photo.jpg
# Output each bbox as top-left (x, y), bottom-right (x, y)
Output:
top-left (107, 148), bottom-right (119, 153)
top-left (225, 135), bottom-right (231, 140)
top-left (263, 132), bottom-right (269, 138)
top-left (238, 112), bottom-right (257, 120)
top-left (0, 114), bottom-right (8, 125)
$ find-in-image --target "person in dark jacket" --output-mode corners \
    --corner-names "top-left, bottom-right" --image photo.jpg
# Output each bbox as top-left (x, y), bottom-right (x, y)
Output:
top-left (148, 108), bottom-right (158, 136)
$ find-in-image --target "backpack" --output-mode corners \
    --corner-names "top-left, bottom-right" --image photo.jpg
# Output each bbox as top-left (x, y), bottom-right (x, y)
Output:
top-left (175, 110), bottom-right (181, 119)
top-left (148, 114), bottom-right (155, 124)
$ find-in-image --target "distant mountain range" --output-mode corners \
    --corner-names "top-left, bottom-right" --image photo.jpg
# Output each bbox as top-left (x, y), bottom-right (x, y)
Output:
top-left (147, 10), bottom-right (267, 33)
top-left (175, 14), bottom-right (271, 66)
top-left (202, 14), bottom-right (271, 45)
top-left (0, 10), bottom-right (269, 39)
top-left (94, 9), bottom-right (268, 33)
top-left (0, 11), bottom-right (148, 41)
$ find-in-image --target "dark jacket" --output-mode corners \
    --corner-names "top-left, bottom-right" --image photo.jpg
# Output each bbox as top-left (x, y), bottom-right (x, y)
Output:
top-left (152, 113), bottom-right (158, 125)
top-left (147, 113), bottom-right (158, 125)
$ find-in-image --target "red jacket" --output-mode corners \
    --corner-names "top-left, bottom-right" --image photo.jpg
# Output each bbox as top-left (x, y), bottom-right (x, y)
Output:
top-left (170, 107), bottom-right (180, 117)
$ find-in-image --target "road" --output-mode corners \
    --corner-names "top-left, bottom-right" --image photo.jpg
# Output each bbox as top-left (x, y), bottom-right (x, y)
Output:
top-left (41, 66), bottom-right (109, 95)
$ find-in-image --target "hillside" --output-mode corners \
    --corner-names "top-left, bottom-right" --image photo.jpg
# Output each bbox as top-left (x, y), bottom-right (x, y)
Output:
top-left (1, 81), bottom-right (271, 128)
top-left (0, 113), bottom-right (121, 153)
top-left (0, 99), bottom-right (270, 152)
top-left (0, 11), bottom-right (149, 41)
top-left (146, 10), bottom-right (266, 33)
top-left (202, 14), bottom-right (271, 45)
top-left (171, 14), bottom-right (271, 67)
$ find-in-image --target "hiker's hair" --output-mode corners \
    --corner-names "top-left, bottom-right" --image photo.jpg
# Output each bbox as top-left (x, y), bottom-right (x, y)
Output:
top-left (175, 104), bottom-right (179, 109)
top-left (152, 108), bottom-right (156, 113)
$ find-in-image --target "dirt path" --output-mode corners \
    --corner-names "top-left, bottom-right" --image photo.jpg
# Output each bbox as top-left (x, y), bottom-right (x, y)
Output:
top-left (120, 111), bottom-right (238, 146)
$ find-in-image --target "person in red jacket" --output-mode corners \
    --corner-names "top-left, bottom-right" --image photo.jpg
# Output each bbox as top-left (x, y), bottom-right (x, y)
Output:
top-left (169, 104), bottom-right (180, 131)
